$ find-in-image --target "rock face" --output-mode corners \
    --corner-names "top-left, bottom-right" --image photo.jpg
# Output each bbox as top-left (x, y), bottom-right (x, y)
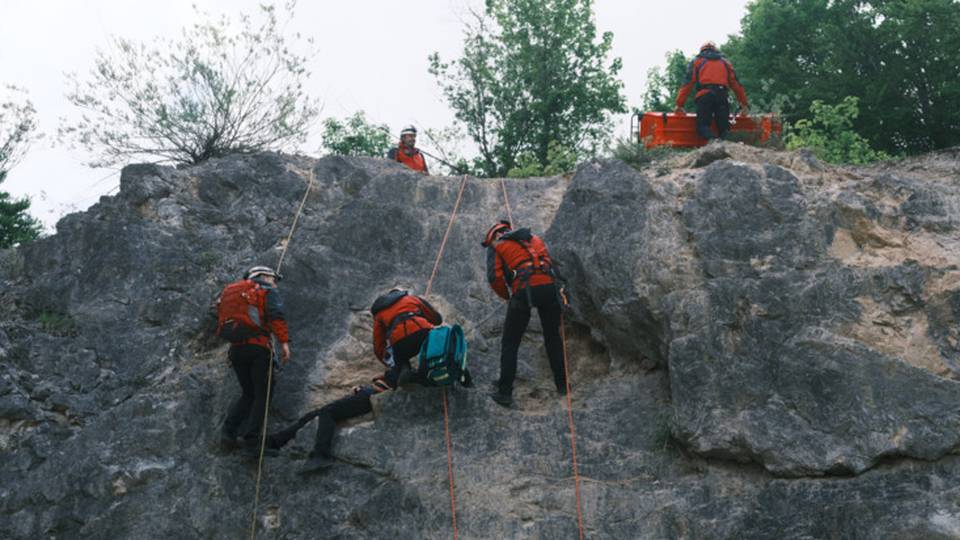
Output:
top-left (2, 144), bottom-right (960, 539)
top-left (552, 145), bottom-right (960, 478)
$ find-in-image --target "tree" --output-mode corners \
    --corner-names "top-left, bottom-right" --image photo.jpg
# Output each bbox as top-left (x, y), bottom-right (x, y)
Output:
top-left (0, 85), bottom-right (42, 248)
top-left (320, 112), bottom-right (392, 157)
top-left (641, 50), bottom-right (690, 113)
top-left (430, 0), bottom-right (625, 177)
top-left (723, 0), bottom-right (960, 155)
top-left (60, 2), bottom-right (319, 167)
top-left (785, 96), bottom-right (889, 164)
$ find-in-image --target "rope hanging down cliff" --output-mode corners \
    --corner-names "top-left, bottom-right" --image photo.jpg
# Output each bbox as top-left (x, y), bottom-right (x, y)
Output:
top-left (249, 165), bottom-right (316, 540)
top-left (425, 175), bottom-right (469, 540)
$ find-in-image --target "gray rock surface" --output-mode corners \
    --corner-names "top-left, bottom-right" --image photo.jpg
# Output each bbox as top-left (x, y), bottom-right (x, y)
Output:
top-left (551, 144), bottom-right (960, 478)
top-left (2, 144), bottom-right (960, 539)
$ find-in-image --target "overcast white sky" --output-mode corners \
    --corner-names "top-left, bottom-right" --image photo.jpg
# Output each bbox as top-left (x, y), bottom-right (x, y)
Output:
top-left (0, 0), bottom-right (750, 229)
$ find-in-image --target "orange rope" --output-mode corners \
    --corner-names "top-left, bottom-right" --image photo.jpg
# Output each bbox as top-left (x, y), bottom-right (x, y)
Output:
top-left (560, 312), bottom-right (586, 539)
top-left (499, 178), bottom-right (514, 225)
top-left (249, 167), bottom-right (316, 540)
top-left (424, 174), bottom-right (468, 539)
top-left (501, 175), bottom-right (586, 538)
top-left (425, 175), bottom-right (468, 297)
top-left (442, 389), bottom-right (459, 540)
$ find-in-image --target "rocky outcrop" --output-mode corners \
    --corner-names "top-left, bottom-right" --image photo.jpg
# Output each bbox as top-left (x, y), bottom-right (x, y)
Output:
top-left (2, 144), bottom-right (960, 539)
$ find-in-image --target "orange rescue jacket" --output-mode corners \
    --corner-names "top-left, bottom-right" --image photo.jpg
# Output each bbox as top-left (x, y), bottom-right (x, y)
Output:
top-left (486, 229), bottom-right (556, 300)
top-left (675, 52), bottom-right (749, 109)
top-left (372, 293), bottom-right (442, 364)
top-left (389, 144), bottom-right (428, 173)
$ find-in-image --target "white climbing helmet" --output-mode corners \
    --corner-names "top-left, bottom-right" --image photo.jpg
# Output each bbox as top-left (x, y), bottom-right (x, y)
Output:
top-left (245, 266), bottom-right (282, 281)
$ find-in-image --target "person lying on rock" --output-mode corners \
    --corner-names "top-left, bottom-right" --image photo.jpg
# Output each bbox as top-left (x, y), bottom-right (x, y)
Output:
top-left (216, 266), bottom-right (291, 455)
top-left (266, 287), bottom-right (444, 474)
top-left (267, 375), bottom-right (392, 474)
top-left (482, 221), bottom-right (570, 408)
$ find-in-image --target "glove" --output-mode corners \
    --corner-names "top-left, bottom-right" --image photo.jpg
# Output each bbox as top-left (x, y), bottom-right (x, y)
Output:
top-left (673, 107), bottom-right (687, 116)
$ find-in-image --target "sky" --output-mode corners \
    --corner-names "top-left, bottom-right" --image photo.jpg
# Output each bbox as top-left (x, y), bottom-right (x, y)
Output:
top-left (0, 0), bottom-right (751, 230)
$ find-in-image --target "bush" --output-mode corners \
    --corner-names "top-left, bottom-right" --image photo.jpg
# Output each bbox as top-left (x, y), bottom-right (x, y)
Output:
top-left (320, 112), bottom-right (392, 158)
top-left (785, 96), bottom-right (890, 165)
top-left (60, 3), bottom-right (319, 167)
top-left (610, 137), bottom-right (681, 171)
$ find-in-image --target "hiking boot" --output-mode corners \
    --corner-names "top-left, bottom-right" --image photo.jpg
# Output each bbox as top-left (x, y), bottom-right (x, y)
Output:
top-left (397, 366), bottom-right (414, 388)
top-left (300, 455), bottom-right (336, 475)
top-left (489, 391), bottom-right (513, 408)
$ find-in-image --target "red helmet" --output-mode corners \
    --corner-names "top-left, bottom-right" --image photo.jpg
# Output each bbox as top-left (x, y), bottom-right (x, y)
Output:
top-left (481, 220), bottom-right (512, 247)
top-left (700, 41), bottom-right (717, 52)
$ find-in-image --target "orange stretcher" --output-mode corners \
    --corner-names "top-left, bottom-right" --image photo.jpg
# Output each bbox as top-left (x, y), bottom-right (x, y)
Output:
top-left (633, 111), bottom-right (783, 148)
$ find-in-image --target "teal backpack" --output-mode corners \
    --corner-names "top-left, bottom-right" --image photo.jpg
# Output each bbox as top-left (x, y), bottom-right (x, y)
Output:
top-left (417, 324), bottom-right (469, 386)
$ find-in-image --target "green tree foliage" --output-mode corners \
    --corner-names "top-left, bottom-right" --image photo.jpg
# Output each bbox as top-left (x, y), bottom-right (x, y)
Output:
top-left (320, 112), bottom-right (392, 157)
top-left (642, 50), bottom-right (691, 113)
top-left (507, 140), bottom-right (578, 177)
top-left (430, 0), bottom-right (625, 177)
top-left (785, 96), bottom-right (890, 164)
top-left (60, 2), bottom-right (319, 167)
top-left (0, 86), bottom-right (42, 248)
top-left (724, 0), bottom-right (960, 155)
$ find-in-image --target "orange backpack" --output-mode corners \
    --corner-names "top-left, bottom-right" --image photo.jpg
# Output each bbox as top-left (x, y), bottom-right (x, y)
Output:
top-left (216, 279), bottom-right (268, 342)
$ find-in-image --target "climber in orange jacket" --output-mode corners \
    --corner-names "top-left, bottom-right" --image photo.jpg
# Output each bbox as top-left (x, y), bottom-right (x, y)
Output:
top-left (387, 125), bottom-right (429, 174)
top-left (483, 221), bottom-right (569, 408)
top-left (216, 266), bottom-right (291, 454)
top-left (371, 287), bottom-right (443, 385)
top-left (674, 42), bottom-right (750, 141)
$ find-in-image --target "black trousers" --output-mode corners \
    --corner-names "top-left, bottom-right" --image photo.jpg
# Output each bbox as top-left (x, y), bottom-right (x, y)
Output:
top-left (310, 393), bottom-right (373, 458)
top-left (265, 392), bottom-right (373, 458)
top-left (268, 330), bottom-right (432, 458)
top-left (498, 284), bottom-right (565, 394)
top-left (695, 89), bottom-right (730, 140)
top-left (384, 329), bottom-right (432, 388)
top-left (223, 344), bottom-right (273, 440)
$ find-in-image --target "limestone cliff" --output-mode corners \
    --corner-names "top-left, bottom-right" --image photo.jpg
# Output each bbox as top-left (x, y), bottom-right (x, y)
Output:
top-left (2, 144), bottom-right (959, 538)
